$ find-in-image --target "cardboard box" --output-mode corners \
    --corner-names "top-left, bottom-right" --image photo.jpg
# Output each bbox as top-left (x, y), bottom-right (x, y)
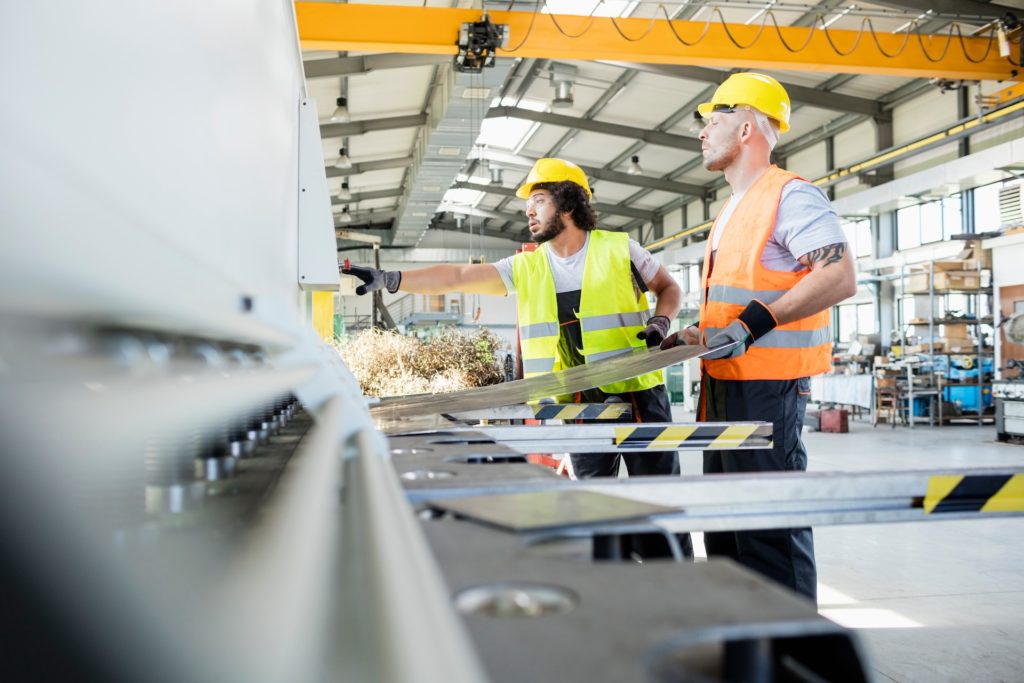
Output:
top-left (940, 338), bottom-right (976, 353)
top-left (906, 271), bottom-right (981, 292)
top-left (936, 271), bottom-right (981, 290)
top-left (905, 273), bottom-right (929, 293)
top-left (820, 408), bottom-right (849, 433)
top-left (933, 259), bottom-right (974, 272)
top-left (954, 243), bottom-right (992, 269)
top-left (941, 323), bottom-right (972, 339)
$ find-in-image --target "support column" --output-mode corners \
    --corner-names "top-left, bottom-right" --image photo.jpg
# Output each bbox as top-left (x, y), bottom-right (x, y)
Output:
top-left (863, 113), bottom-right (894, 187)
top-left (958, 85), bottom-right (971, 158)
top-left (824, 136), bottom-right (836, 201)
top-left (876, 212), bottom-right (896, 347)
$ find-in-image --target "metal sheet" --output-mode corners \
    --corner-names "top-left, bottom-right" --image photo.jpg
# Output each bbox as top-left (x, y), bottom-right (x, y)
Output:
top-left (371, 343), bottom-right (721, 421)
top-left (431, 490), bottom-right (680, 532)
top-left (446, 402), bottom-right (631, 422)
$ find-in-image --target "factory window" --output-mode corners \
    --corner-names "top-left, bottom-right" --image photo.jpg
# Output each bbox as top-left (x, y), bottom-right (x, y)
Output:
top-left (920, 201), bottom-right (942, 244)
top-left (837, 304), bottom-right (857, 343)
top-left (896, 205), bottom-right (922, 250)
top-left (896, 195), bottom-right (962, 250)
top-left (836, 302), bottom-right (876, 343)
top-left (942, 195), bottom-right (962, 239)
top-left (842, 218), bottom-right (872, 259)
top-left (973, 182), bottom-right (1002, 232)
top-left (857, 302), bottom-right (878, 334)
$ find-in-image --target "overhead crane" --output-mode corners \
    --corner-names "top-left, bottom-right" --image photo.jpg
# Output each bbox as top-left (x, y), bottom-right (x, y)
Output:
top-left (295, 2), bottom-right (1020, 82)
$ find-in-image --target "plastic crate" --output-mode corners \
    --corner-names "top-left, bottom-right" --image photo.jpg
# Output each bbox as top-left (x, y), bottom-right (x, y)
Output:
top-left (943, 385), bottom-right (993, 412)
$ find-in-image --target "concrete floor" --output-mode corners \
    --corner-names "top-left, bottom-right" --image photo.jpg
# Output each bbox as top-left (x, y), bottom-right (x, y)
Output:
top-left (672, 412), bottom-right (1024, 683)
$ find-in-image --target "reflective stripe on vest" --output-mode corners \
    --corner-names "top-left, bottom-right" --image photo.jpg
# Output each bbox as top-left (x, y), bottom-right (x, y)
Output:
top-left (703, 326), bottom-right (832, 349)
top-left (522, 357), bottom-right (555, 374)
top-left (707, 284), bottom-right (787, 306)
top-left (588, 347), bottom-right (635, 363)
top-left (580, 311), bottom-right (649, 333)
top-left (512, 230), bottom-right (664, 394)
top-left (520, 321), bottom-right (559, 339)
top-left (699, 165), bottom-right (833, 381)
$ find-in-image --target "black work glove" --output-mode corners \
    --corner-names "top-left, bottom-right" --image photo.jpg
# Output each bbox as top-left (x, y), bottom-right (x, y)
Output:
top-left (636, 315), bottom-right (671, 348)
top-left (660, 324), bottom-right (700, 350)
top-left (340, 262), bottom-right (402, 296)
top-left (703, 299), bottom-right (778, 360)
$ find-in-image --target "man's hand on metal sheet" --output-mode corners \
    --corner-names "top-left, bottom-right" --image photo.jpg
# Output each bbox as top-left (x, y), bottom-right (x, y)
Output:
top-left (340, 259), bottom-right (402, 296)
top-left (636, 315), bottom-right (671, 348)
top-left (659, 324), bottom-right (700, 350)
top-left (702, 299), bottom-right (778, 360)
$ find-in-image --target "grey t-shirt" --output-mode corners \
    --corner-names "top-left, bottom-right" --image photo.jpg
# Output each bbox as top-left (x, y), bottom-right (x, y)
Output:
top-left (711, 180), bottom-right (845, 271)
top-left (494, 233), bottom-right (659, 294)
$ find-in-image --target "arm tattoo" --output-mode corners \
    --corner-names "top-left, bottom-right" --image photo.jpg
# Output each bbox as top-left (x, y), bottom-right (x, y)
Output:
top-left (802, 242), bottom-right (846, 268)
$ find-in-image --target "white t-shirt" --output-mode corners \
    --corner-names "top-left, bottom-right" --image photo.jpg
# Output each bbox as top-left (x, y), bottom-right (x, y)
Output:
top-left (494, 233), bottom-right (659, 295)
top-left (712, 180), bottom-right (845, 272)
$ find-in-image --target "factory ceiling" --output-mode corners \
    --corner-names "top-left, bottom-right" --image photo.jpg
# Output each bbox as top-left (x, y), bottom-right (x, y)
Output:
top-left (299, 0), bottom-right (1024, 251)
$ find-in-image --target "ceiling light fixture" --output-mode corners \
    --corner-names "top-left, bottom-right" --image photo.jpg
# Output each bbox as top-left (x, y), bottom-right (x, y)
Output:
top-left (490, 166), bottom-right (504, 185)
top-left (334, 147), bottom-right (352, 170)
top-left (552, 80), bottom-right (574, 108)
top-left (330, 97), bottom-right (350, 123)
top-left (337, 181), bottom-right (352, 201)
top-left (550, 63), bottom-right (577, 109)
top-left (626, 155), bottom-right (643, 176)
top-left (338, 206), bottom-right (352, 224)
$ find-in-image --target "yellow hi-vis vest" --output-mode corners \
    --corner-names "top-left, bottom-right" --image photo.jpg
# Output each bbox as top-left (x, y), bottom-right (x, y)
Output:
top-left (511, 230), bottom-right (664, 395)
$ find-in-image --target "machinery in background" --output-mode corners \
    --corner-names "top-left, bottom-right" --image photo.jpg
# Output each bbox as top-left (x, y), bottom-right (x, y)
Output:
top-left (995, 311), bottom-right (1024, 440)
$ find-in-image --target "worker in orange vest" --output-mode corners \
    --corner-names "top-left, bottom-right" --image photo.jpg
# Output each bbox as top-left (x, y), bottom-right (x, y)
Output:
top-left (662, 73), bottom-right (856, 601)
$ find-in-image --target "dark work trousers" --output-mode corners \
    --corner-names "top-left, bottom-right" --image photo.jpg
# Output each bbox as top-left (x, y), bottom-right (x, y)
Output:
top-left (569, 384), bottom-right (693, 560)
top-left (701, 375), bottom-right (817, 602)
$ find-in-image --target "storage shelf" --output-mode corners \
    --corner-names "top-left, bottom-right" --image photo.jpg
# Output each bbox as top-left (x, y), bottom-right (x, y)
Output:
top-left (906, 318), bottom-right (994, 325)
top-left (890, 258), bottom-right (994, 426)
top-left (898, 288), bottom-right (993, 296)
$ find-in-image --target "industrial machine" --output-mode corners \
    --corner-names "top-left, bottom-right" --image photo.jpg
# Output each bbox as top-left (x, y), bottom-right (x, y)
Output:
top-left (3, 3), bottom-right (1022, 683)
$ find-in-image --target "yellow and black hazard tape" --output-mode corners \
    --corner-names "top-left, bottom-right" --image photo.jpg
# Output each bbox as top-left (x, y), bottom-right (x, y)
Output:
top-left (533, 403), bottom-right (631, 421)
top-left (613, 424), bottom-right (772, 450)
top-left (923, 473), bottom-right (1024, 514)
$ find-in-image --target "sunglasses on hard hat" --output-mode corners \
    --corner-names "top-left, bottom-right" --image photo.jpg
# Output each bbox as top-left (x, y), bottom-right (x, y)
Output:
top-left (700, 103), bottom-right (755, 123)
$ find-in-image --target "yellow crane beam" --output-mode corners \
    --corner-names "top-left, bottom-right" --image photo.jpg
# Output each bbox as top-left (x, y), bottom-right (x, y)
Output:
top-left (295, 3), bottom-right (1017, 82)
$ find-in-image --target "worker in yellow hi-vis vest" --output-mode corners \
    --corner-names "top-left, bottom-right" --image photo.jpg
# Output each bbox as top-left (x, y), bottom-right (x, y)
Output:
top-left (343, 157), bottom-right (690, 560)
top-left (662, 73), bottom-right (857, 601)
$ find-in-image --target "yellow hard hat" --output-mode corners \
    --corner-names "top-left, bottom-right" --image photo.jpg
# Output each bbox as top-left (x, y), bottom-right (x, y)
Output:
top-left (697, 73), bottom-right (791, 133)
top-left (515, 157), bottom-right (592, 199)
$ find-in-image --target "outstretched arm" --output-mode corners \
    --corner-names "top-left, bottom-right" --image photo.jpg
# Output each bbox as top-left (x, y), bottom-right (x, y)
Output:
top-left (341, 261), bottom-right (508, 296)
top-left (398, 263), bottom-right (508, 296)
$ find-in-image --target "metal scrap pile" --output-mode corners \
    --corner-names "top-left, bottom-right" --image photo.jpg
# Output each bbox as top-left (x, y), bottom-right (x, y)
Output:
top-left (334, 327), bottom-right (504, 397)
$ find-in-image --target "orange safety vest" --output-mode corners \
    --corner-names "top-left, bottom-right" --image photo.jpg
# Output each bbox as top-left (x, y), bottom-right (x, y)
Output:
top-left (699, 165), bottom-right (832, 380)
